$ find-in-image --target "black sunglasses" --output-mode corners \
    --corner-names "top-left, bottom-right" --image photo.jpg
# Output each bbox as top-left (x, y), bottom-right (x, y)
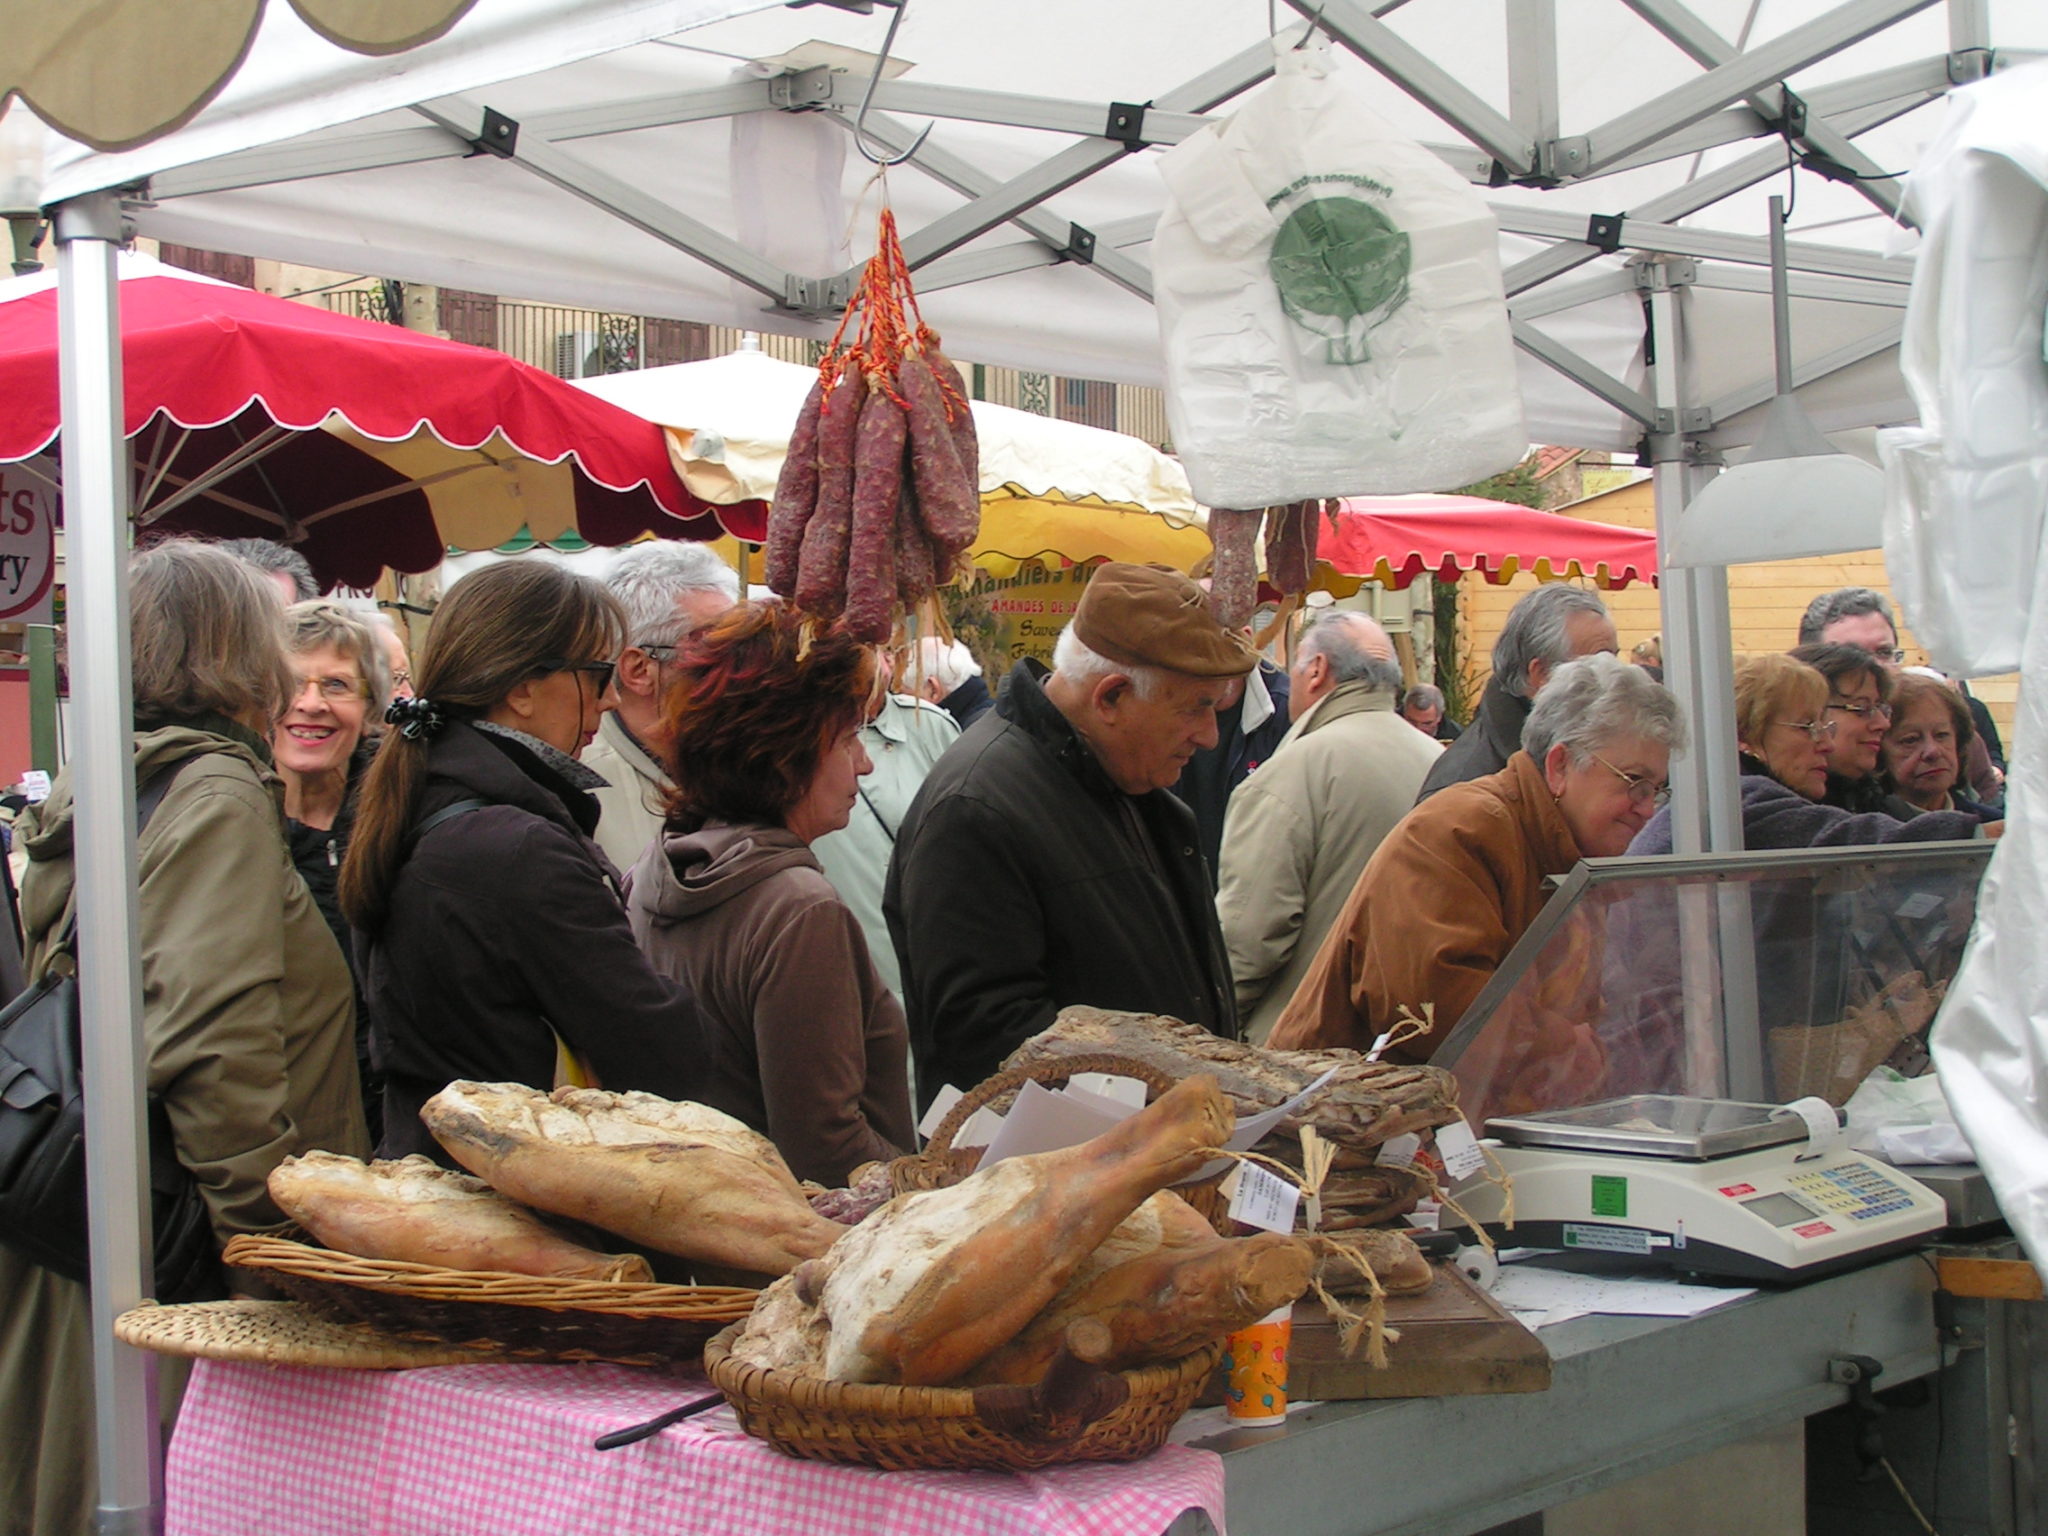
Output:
top-left (538, 658), bottom-right (616, 694)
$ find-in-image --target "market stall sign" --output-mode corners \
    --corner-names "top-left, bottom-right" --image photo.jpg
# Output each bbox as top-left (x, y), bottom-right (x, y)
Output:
top-left (0, 465), bottom-right (55, 624)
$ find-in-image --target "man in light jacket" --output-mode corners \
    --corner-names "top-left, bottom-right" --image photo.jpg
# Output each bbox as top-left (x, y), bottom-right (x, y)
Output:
top-left (585, 542), bottom-right (738, 872)
top-left (1217, 611), bottom-right (1441, 1041)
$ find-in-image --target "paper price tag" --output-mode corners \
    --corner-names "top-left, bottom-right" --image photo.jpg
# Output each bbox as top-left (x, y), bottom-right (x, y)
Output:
top-left (19, 770), bottom-right (50, 804)
top-left (1226, 1161), bottom-right (1301, 1235)
top-left (916, 1084), bottom-right (965, 1142)
top-left (1435, 1120), bottom-right (1486, 1182)
top-left (1067, 1073), bottom-right (1148, 1110)
top-left (1376, 1133), bottom-right (1421, 1170)
top-left (1367, 1031), bottom-right (1393, 1062)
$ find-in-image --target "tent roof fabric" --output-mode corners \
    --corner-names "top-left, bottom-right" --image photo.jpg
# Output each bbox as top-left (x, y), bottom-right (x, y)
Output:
top-left (31, 1), bottom-right (2048, 461)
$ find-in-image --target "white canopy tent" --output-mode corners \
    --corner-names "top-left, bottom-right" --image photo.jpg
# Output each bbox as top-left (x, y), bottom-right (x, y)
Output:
top-left (17, 0), bottom-right (2048, 1526)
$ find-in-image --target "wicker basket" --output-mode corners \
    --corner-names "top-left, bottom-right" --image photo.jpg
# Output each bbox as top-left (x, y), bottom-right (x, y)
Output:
top-left (892, 1052), bottom-right (1233, 1232)
top-left (703, 1323), bottom-right (1223, 1472)
top-left (116, 1298), bottom-right (511, 1369)
top-left (223, 1233), bottom-right (756, 1366)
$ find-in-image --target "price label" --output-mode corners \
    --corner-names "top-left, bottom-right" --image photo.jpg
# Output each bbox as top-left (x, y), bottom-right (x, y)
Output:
top-left (916, 1084), bottom-right (964, 1141)
top-left (1376, 1133), bottom-right (1421, 1169)
top-left (1436, 1120), bottom-right (1486, 1182)
top-left (1225, 1162), bottom-right (1301, 1234)
top-left (19, 770), bottom-right (50, 804)
top-left (1367, 1031), bottom-right (1393, 1061)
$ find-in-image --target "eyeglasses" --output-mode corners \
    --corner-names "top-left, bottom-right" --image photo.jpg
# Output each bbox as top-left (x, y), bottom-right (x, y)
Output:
top-left (1872, 648), bottom-right (1907, 665)
top-left (540, 659), bottom-right (617, 694)
top-left (637, 644), bottom-right (679, 661)
top-left (1774, 718), bottom-right (1838, 743)
top-left (1590, 752), bottom-right (1672, 808)
top-left (294, 673), bottom-right (368, 702)
top-left (389, 668), bottom-right (412, 691)
top-left (1827, 697), bottom-right (1894, 723)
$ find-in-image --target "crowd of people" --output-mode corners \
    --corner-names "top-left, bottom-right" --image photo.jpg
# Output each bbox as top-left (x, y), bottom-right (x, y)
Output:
top-left (0, 533), bottom-right (2007, 1533)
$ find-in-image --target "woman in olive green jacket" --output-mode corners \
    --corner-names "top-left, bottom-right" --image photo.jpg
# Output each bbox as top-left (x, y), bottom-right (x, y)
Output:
top-left (0, 541), bottom-right (368, 1536)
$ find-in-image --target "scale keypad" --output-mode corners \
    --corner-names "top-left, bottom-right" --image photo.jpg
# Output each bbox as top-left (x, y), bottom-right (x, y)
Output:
top-left (1787, 1163), bottom-right (1916, 1222)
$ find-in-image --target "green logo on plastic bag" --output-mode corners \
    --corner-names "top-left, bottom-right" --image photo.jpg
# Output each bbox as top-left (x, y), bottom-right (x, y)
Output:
top-left (1267, 178), bottom-right (1411, 367)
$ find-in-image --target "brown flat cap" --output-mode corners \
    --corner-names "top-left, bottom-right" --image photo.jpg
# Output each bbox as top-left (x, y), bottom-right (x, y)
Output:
top-left (1072, 562), bottom-right (1259, 678)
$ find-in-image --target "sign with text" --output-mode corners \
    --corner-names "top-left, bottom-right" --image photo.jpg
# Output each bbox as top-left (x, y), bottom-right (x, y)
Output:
top-left (0, 464), bottom-right (56, 625)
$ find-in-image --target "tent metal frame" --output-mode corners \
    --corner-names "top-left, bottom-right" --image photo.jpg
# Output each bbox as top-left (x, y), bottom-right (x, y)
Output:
top-left (44, 2), bottom-right (2037, 1529)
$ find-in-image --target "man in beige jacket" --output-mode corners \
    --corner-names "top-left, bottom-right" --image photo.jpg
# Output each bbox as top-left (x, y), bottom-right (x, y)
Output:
top-left (585, 542), bottom-right (739, 872)
top-left (1216, 611), bottom-right (1442, 1042)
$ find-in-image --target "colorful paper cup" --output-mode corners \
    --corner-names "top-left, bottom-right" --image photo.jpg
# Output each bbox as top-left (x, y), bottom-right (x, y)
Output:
top-left (1222, 1304), bottom-right (1293, 1427)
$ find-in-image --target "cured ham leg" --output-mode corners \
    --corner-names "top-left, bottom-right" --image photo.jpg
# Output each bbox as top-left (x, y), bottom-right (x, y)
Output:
top-left (809, 1073), bottom-right (1234, 1385)
top-left (268, 1151), bottom-right (653, 1282)
top-left (422, 1082), bottom-right (845, 1278)
top-left (964, 1225), bottom-right (1313, 1386)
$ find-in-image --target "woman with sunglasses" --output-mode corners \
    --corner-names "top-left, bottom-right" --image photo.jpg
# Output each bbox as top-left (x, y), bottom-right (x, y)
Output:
top-left (276, 600), bottom-right (393, 1137)
top-left (340, 560), bottom-right (705, 1160)
top-left (1630, 654), bottom-right (1987, 853)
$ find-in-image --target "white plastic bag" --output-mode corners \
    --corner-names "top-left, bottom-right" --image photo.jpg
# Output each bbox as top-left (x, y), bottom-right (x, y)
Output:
top-left (1843, 1068), bottom-right (1974, 1165)
top-left (1152, 35), bottom-right (1526, 508)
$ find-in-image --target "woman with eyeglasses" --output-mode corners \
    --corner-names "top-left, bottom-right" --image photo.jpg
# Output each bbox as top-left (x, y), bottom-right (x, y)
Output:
top-left (1271, 656), bottom-right (1683, 1115)
top-left (1786, 641), bottom-right (1921, 819)
top-left (340, 559), bottom-right (706, 1161)
top-left (1630, 654), bottom-right (1987, 854)
top-left (276, 601), bottom-right (393, 1138)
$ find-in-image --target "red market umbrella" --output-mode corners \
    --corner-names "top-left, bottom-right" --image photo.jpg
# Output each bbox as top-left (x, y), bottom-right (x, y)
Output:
top-left (1318, 494), bottom-right (1659, 590)
top-left (0, 255), bottom-right (724, 589)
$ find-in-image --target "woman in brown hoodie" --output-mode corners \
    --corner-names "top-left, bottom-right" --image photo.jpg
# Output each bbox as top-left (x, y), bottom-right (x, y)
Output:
top-left (624, 603), bottom-right (915, 1185)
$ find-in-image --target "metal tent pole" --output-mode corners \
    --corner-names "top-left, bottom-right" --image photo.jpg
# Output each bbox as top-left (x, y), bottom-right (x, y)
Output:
top-left (1643, 258), bottom-right (1765, 1097)
top-left (55, 192), bottom-right (162, 1536)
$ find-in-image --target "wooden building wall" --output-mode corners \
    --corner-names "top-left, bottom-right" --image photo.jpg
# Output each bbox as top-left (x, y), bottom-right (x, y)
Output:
top-left (1458, 478), bottom-right (2018, 739)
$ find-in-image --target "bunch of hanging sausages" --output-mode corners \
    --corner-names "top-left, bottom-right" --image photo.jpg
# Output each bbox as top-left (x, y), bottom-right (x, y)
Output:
top-left (764, 352), bottom-right (981, 642)
top-left (1206, 499), bottom-right (1338, 630)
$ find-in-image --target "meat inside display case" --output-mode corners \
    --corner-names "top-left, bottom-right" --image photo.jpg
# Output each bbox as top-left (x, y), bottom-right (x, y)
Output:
top-left (1429, 842), bottom-right (1995, 1125)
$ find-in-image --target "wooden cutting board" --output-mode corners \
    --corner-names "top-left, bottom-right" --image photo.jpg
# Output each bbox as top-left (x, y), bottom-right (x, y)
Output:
top-left (1203, 1262), bottom-right (1551, 1404)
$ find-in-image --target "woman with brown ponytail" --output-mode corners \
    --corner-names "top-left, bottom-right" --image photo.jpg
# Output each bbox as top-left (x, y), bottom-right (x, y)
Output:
top-left (340, 559), bottom-right (705, 1160)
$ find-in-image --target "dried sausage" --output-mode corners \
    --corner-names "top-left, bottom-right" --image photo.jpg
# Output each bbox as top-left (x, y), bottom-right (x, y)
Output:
top-left (901, 354), bottom-right (980, 553)
top-left (765, 376), bottom-right (825, 598)
top-left (1208, 507), bottom-right (1263, 631)
top-left (895, 480), bottom-right (936, 604)
top-left (795, 369), bottom-right (869, 614)
top-left (843, 385), bottom-right (906, 641)
top-left (928, 350), bottom-right (981, 515)
top-left (1264, 502), bottom-right (1313, 595)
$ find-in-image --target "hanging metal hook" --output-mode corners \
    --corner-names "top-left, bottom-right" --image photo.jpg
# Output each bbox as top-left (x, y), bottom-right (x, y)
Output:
top-left (1292, 0), bottom-right (1329, 49)
top-left (851, 0), bottom-right (930, 166)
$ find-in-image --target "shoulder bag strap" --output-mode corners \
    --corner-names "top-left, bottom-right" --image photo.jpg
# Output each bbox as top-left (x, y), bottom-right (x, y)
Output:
top-left (413, 797), bottom-right (489, 841)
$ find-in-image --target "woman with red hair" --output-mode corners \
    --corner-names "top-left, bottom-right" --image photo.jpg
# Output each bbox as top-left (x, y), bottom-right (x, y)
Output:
top-left (624, 602), bottom-right (915, 1186)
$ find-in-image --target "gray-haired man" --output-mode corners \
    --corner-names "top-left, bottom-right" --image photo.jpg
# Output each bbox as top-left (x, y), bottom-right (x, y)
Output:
top-left (584, 541), bottom-right (739, 871)
top-left (1217, 612), bottom-right (1442, 1040)
top-left (1417, 583), bottom-right (1617, 803)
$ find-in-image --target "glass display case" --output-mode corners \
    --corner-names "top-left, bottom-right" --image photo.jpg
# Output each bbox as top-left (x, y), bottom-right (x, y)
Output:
top-left (1431, 843), bottom-right (1994, 1126)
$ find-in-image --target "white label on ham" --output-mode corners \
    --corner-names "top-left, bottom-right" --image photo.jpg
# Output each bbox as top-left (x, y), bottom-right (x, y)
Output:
top-left (1225, 1161), bottom-right (1301, 1234)
top-left (977, 1081), bottom-right (1128, 1167)
top-left (1436, 1120), bottom-right (1487, 1181)
top-left (955, 1106), bottom-right (1006, 1149)
top-left (1376, 1133), bottom-right (1422, 1170)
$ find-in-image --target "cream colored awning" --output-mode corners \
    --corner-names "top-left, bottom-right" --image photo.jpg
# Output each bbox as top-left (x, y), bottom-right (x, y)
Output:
top-left (1, 0), bottom-right (473, 150)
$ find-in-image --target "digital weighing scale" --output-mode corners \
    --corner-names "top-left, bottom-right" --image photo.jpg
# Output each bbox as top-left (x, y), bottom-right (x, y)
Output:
top-left (1447, 1095), bottom-right (1948, 1283)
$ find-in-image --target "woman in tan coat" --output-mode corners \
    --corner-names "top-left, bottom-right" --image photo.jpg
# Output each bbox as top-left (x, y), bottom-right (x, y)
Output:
top-left (1269, 656), bottom-right (1685, 1118)
top-left (0, 541), bottom-right (368, 1536)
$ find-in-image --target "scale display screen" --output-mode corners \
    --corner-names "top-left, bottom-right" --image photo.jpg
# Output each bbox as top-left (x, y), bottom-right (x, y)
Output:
top-left (1740, 1191), bottom-right (1820, 1228)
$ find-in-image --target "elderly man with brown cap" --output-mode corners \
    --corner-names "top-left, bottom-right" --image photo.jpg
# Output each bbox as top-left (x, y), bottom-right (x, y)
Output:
top-left (1217, 610), bottom-right (1443, 1042)
top-left (884, 562), bottom-right (1258, 1106)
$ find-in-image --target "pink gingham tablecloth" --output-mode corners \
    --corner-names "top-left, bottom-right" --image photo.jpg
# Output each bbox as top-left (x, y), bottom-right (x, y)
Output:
top-left (166, 1359), bottom-right (1227, 1536)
